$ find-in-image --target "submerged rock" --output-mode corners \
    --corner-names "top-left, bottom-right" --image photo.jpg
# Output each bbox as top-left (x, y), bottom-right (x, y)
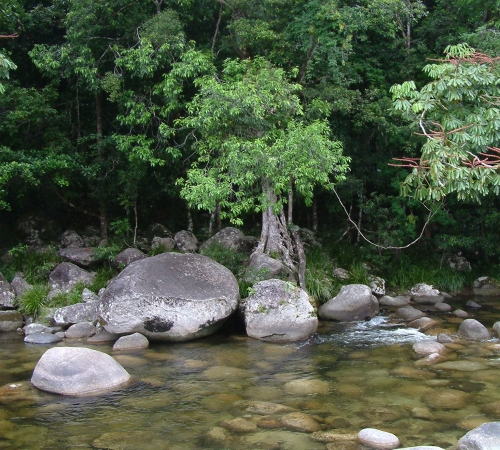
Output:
top-left (98, 252), bottom-right (239, 342)
top-left (0, 311), bottom-right (23, 332)
top-left (31, 347), bottom-right (130, 396)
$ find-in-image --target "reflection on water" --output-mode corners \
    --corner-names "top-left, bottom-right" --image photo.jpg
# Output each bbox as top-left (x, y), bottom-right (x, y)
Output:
top-left (0, 297), bottom-right (500, 449)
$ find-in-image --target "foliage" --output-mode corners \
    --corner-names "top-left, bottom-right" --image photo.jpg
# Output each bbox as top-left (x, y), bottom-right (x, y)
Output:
top-left (391, 43), bottom-right (500, 202)
top-left (304, 247), bottom-right (339, 304)
top-left (176, 57), bottom-right (350, 225)
top-left (7, 244), bottom-right (60, 284)
top-left (199, 243), bottom-right (248, 275)
top-left (48, 282), bottom-right (87, 308)
top-left (88, 266), bottom-right (118, 292)
top-left (16, 284), bottom-right (50, 316)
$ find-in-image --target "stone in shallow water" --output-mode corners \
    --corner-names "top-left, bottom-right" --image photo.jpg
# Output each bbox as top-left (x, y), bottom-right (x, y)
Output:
top-left (457, 319), bottom-right (491, 341)
top-left (112, 332), bottom-right (149, 351)
top-left (413, 340), bottom-right (446, 357)
top-left (221, 417), bottom-right (258, 433)
top-left (24, 332), bottom-right (62, 344)
top-left (92, 431), bottom-right (168, 450)
top-left (65, 322), bottom-right (96, 339)
top-left (0, 310), bottom-right (23, 332)
top-left (311, 429), bottom-right (358, 443)
top-left (283, 378), bottom-right (330, 395)
top-left (280, 412), bottom-right (321, 432)
top-left (422, 388), bottom-right (470, 410)
top-left (358, 428), bottom-right (400, 449)
top-left (200, 365), bottom-right (253, 380)
top-left (432, 360), bottom-right (489, 372)
top-left (245, 401), bottom-right (294, 415)
top-left (31, 347), bottom-right (130, 396)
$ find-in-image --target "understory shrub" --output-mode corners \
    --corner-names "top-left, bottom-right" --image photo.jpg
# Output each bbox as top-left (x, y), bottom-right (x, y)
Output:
top-left (200, 243), bottom-right (248, 275)
top-left (16, 284), bottom-right (50, 316)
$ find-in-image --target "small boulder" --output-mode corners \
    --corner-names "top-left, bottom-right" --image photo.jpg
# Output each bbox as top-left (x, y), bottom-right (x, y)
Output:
top-left (173, 230), bottom-right (198, 253)
top-left (493, 321), bottom-right (500, 338)
top-left (113, 248), bottom-right (147, 269)
top-left (31, 347), bottom-right (130, 396)
top-left (200, 227), bottom-right (255, 253)
top-left (61, 230), bottom-right (84, 248)
top-left (454, 309), bottom-right (469, 318)
top-left (53, 302), bottom-right (98, 327)
top-left (434, 302), bottom-right (452, 312)
top-left (0, 310), bottom-right (23, 332)
top-left (243, 253), bottom-right (291, 283)
top-left (23, 323), bottom-right (52, 335)
top-left (473, 277), bottom-right (500, 297)
top-left (413, 340), bottom-right (446, 357)
top-left (457, 319), bottom-right (491, 341)
top-left (81, 288), bottom-right (98, 303)
top-left (150, 237), bottom-right (175, 252)
top-left (241, 279), bottom-right (317, 342)
top-left (113, 333), bottom-right (149, 351)
top-left (410, 283), bottom-right (444, 304)
top-left (318, 284), bottom-right (379, 322)
top-left (87, 330), bottom-right (121, 343)
top-left (408, 317), bottom-right (440, 331)
top-left (65, 322), bottom-right (96, 339)
top-left (144, 223), bottom-right (172, 240)
top-left (281, 412), bottom-right (321, 433)
top-left (333, 268), bottom-right (350, 280)
top-left (396, 306), bottom-right (425, 322)
top-left (48, 262), bottom-right (95, 293)
top-left (24, 332), bottom-right (63, 344)
top-left (10, 274), bottom-right (32, 298)
top-left (358, 428), bottom-right (400, 449)
top-left (58, 247), bottom-right (97, 268)
top-left (447, 254), bottom-right (471, 272)
top-left (0, 273), bottom-right (15, 309)
top-left (369, 275), bottom-right (386, 297)
top-left (466, 300), bottom-right (482, 308)
top-left (379, 295), bottom-right (410, 307)
top-left (456, 421), bottom-right (500, 450)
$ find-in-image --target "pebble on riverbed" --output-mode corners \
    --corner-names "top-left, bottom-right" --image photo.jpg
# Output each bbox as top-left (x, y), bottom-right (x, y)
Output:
top-left (358, 428), bottom-right (400, 449)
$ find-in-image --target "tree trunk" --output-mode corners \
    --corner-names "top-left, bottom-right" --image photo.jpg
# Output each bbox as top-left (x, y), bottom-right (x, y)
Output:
top-left (96, 93), bottom-right (108, 241)
top-left (253, 181), bottom-right (296, 275)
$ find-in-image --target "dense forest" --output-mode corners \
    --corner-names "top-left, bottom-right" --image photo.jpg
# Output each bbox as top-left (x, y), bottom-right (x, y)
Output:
top-left (1, 0), bottom-right (500, 296)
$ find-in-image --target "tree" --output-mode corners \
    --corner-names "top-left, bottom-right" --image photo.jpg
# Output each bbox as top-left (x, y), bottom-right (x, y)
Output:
top-left (390, 43), bottom-right (500, 202)
top-left (174, 57), bottom-right (350, 285)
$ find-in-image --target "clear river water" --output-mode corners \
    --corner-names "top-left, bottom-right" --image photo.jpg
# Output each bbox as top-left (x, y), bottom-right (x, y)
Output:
top-left (1, 296), bottom-right (500, 449)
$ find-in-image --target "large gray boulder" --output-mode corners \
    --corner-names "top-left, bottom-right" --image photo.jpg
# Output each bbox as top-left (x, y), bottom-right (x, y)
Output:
top-left (457, 319), bottom-right (491, 341)
top-left (0, 273), bottom-right (15, 309)
top-left (31, 347), bottom-right (130, 396)
top-left (49, 262), bottom-right (95, 293)
top-left (201, 227), bottom-right (255, 253)
top-left (98, 252), bottom-right (239, 342)
top-left (457, 422), bottom-right (500, 449)
top-left (473, 277), bottom-right (500, 297)
top-left (318, 284), bottom-right (379, 322)
top-left (241, 279), bottom-right (317, 342)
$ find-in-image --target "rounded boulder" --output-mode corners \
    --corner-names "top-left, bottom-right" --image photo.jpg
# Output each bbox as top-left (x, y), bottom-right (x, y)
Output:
top-left (241, 279), bottom-right (317, 342)
top-left (318, 284), bottom-right (379, 322)
top-left (98, 252), bottom-right (239, 342)
top-left (31, 347), bottom-right (130, 396)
